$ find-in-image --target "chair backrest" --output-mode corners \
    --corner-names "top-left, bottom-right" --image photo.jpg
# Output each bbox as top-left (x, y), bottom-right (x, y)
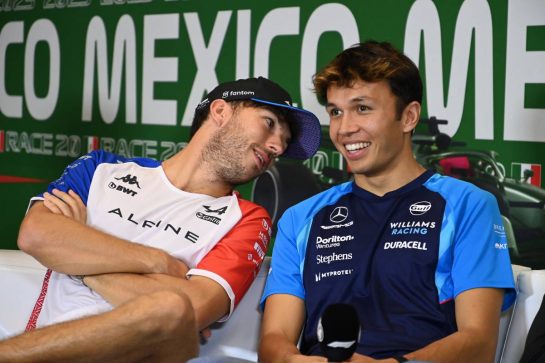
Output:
top-left (500, 270), bottom-right (545, 363)
top-left (494, 264), bottom-right (532, 363)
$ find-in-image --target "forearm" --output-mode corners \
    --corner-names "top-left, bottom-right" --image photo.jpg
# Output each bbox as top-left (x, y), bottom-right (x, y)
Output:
top-left (18, 203), bottom-right (174, 276)
top-left (84, 273), bottom-right (177, 307)
top-left (404, 328), bottom-right (497, 363)
top-left (84, 272), bottom-right (228, 330)
top-left (259, 333), bottom-right (309, 363)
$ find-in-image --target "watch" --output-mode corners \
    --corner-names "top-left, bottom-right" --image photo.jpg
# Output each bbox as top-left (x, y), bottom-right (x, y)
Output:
top-left (392, 356), bottom-right (409, 362)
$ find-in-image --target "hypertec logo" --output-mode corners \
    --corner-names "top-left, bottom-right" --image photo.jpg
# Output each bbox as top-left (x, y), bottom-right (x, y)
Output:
top-left (409, 201), bottom-right (431, 216)
top-left (330, 207), bottom-right (348, 223)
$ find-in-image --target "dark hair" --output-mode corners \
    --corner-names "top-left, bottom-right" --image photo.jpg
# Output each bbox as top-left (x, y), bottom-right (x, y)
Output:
top-left (313, 40), bottom-right (423, 118)
top-left (189, 100), bottom-right (294, 139)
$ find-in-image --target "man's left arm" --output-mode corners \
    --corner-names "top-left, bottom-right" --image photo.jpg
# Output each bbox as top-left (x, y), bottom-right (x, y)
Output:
top-left (346, 287), bottom-right (504, 363)
top-left (86, 198), bottom-right (271, 330)
top-left (402, 287), bottom-right (504, 363)
top-left (84, 273), bottom-right (229, 331)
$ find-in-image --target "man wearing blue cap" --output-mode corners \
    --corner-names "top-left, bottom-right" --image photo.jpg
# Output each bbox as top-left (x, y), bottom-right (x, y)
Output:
top-left (1, 77), bottom-right (321, 362)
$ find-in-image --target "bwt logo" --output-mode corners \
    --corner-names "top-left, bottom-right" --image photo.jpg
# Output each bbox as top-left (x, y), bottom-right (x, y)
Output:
top-left (409, 201), bottom-right (431, 216)
top-left (108, 182), bottom-right (138, 197)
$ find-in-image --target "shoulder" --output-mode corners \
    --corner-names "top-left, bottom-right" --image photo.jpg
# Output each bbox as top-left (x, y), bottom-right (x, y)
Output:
top-left (423, 173), bottom-right (497, 205)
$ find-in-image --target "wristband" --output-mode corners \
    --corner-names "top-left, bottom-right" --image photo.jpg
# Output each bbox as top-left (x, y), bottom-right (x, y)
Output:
top-left (392, 356), bottom-right (409, 362)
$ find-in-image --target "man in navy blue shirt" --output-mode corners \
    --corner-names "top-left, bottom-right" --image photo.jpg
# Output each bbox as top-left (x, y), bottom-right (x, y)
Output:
top-left (259, 41), bottom-right (515, 363)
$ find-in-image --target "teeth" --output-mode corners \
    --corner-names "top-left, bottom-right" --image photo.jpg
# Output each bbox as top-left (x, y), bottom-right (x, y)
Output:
top-left (255, 151), bottom-right (264, 165)
top-left (345, 142), bottom-right (370, 152)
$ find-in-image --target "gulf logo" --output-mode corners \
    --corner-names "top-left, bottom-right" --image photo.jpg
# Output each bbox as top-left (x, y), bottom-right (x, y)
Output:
top-left (409, 201), bottom-right (431, 216)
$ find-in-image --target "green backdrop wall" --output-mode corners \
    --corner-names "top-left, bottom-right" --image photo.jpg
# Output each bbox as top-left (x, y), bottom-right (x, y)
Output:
top-left (1, 0), bottom-right (544, 249)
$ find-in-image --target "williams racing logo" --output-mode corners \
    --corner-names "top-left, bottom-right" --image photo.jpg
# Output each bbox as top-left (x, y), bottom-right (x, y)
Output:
top-left (195, 205), bottom-right (227, 225)
top-left (108, 174), bottom-right (142, 197)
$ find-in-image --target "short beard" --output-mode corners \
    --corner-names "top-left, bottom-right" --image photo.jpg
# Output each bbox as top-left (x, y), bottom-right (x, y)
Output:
top-left (201, 119), bottom-right (254, 186)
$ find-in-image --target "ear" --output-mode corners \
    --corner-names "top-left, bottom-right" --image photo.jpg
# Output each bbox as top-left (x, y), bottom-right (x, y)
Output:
top-left (401, 101), bottom-right (421, 133)
top-left (208, 99), bottom-right (233, 127)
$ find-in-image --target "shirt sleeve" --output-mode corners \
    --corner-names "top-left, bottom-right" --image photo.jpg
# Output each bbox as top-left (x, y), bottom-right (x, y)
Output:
top-left (28, 150), bottom-right (111, 208)
top-left (451, 187), bottom-right (516, 311)
top-left (260, 206), bottom-right (307, 310)
top-left (187, 198), bottom-right (272, 321)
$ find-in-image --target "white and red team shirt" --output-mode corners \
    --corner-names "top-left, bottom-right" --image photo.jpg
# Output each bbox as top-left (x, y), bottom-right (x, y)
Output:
top-left (26, 150), bottom-right (271, 328)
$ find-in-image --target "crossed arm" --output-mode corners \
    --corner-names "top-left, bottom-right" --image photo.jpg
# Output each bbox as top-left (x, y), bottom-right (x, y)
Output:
top-left (259, 288), bottom-right (504, 363)
top-left (18, 189), bottom-right (230, 330)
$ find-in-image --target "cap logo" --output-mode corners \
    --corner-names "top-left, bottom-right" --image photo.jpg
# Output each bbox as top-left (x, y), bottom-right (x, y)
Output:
top-left (222, 91), bottom-right (229, 98)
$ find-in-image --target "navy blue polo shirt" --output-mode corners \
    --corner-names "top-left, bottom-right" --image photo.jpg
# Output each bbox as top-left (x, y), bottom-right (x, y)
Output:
top-left (261, 170), bottom-right (515, 358)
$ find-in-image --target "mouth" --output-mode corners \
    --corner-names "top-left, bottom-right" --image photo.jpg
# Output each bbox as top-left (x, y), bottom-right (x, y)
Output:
top-left (254, 148), bottom-right (270, 170)
top-left (344, 142), bottom-right (371, 153)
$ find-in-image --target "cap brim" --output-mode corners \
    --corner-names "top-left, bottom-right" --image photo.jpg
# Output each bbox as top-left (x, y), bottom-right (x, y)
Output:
top-left (251, 98), bottom-right (322, 160)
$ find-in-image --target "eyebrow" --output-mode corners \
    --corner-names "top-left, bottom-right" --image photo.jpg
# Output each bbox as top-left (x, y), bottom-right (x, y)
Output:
top-left (326, 96), bottom-right (370, 109)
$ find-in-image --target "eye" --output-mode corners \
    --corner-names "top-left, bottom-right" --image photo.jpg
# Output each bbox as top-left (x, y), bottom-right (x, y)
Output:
top-left (264, 117), bottom-right (275, 129)
top-left (358, 104), bottom-right (370, 112)
top-left (328, 108), bottom-right (342, 117)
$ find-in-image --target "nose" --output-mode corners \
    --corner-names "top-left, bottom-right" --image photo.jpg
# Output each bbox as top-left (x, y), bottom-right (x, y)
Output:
top-left (267, 131), bottom-right (288, 157)
top-left (337, 114), bottom-right (358, 135)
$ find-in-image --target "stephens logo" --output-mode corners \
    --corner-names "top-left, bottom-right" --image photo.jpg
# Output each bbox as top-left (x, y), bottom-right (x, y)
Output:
top-left (409, 201), bottom-right (431, 215)
top-left (115, 174), bottom-right (141, 189)
top-left (316, 252), bottom-right (353, 264)
top-left (330, 206), bottom-right (348, 223)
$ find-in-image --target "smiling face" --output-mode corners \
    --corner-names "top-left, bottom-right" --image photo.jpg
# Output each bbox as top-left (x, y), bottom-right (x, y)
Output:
top-left (327, 80), bottom-right (417, 182)
top-left (202, 103), bottom-right (291, 186)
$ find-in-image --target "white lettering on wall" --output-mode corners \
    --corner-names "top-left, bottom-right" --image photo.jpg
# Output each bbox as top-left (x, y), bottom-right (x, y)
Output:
top-left (180, 11), bottom-right (231, 126)
top-left (24, 19), bottom-right (60, 121)
top-left (300, 3), bottom-right (359, 125)
top-left (81, 15), bottom-right (136, 124)
top-left (0, 21), bottom-right (24, 118)
top-left (254, 7), bottom-right (299, 79)
top-left (404, 0), bottom-right (494, 139)
top-left (236, 10), bottom-right (251, 80)
top-left (142, 14), bottom-right (179, 126)
top-left (504, 0), bottom-right (545, 142)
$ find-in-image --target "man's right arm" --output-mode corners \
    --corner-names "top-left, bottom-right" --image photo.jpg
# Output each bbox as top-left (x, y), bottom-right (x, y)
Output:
top-left (259, 294), bottom-right (327, 363)
top-left (17, 202), bottom-right (186, 277)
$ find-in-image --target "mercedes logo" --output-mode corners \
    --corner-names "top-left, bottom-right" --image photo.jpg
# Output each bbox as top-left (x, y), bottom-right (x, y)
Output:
top-left (330, 206), bottom-right (348, 223)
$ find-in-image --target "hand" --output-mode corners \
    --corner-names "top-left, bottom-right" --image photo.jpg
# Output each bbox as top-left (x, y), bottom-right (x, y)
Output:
top-left (43, 188), bottom-right (87, 224)
top-left (343, 353), bottom-right (393, 362)
top-left (162, 252), bottom-right (190, 277)
top-left (285, 354), bottom-right (327, 363)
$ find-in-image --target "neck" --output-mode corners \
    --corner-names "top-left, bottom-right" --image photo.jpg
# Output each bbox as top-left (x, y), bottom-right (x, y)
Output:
top-left (162, 141), bottom-right (233, 198)
top-left (353, 156), bottom-right (426, 196)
